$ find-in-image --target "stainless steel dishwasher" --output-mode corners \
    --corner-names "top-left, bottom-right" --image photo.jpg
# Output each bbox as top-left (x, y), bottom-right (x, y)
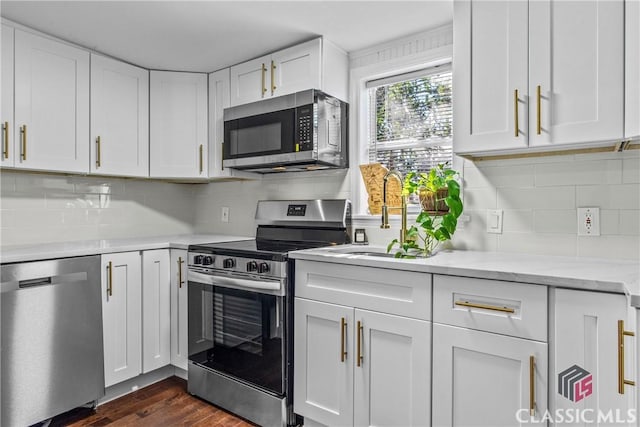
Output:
top-left (1, 255), bottom-right (105, 427)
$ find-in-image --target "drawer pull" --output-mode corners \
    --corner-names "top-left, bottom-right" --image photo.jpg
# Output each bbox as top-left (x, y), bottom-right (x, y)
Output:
top-left (107, 261), bottom-right (113, 297)
top-left (529, 355), bottom-right (536, 416)
top-left (454, 300), bottom-right (515, 314)
top-left (514, 89), bottom-right (519, 137)
top-left (618, 320), bottom-right (636, 394)
top-left (340, 317), bottom-right (347, 362)
top-left (356, 320), bottom-right (363, 367)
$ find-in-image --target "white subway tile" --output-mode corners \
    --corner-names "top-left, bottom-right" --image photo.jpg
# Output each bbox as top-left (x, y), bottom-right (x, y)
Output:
top-left (462, 187), bottom-right (497, 210)
top-left (533, 210), bottom-right (576, 234)
top-left (503, 209), bottom-right (534, 233)
top-left (498, 186), bottom-right (575, 210)
top-left (620, 210), bottom-right (640, 235)
top-left (1, 193), bottom-right (47, 209)
top-left (600, 209), bottom-right (620, 235)
top-left (1, 209), bottom-right (64, 228)
top-left (623, 158), bottom-right (640, 184)
top-left (14, 174), bottom-right (75, 192)
top-left (475, 153), bottom-right (575, 167)
top-left (497, 233), bottom-right (577, 257)
top-left (0, 173), bottom-right (16, 192)
top-left (577, 235), bottom-right (640, 260)
top-left (535, 159), bottom-right (622, 186)
top-left (576, 184), bottom-right (640, 210)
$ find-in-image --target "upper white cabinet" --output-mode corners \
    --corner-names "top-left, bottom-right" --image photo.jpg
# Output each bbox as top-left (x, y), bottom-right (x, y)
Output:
top-left (90, 54), bottom-right (149, 177)
top-left (229, 38), bottom-right (347, 106)
top-left (141, 249), bottom-right (171, 373)
top-left (14, 29), bottom-right (90, 172)
top-left (208, 68), bottom-right (231, 178)
top-left (170, 249), bottom-right (188, 371)
top-left (150, 71), bottom-right (208, 179)
top-left (454, 0), bottom-right (624, 154)
top-left (626, 0), bottom-right (640, 140)
top-left (2, 24), bottom-right (14, 167)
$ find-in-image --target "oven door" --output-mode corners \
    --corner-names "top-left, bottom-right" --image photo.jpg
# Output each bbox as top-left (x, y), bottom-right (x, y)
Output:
top-left (187, 270), bottom-right (286, 396)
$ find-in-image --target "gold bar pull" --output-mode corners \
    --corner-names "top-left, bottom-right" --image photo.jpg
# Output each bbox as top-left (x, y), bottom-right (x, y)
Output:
top-left (536, 85), bottom-right (542, 135)
top-left (356, 320), bottom-right (363, 367)
top-left (177, 256), bottom-right (185, 288)
top-left (618, 320), bottom-right (636, 394)
top-left (454, 300), bottom-right (515, 314)
top-left (261, 63), bottom-right (267, 97)
top-left (529, 356), bottom-right (536, 416)
top-left (221, 142), bottom-right (224, 171)
top-left (107, 261), bottom-right (113, 297)
top-left (514, 89), bottom-right (519, 137)
top-left (96, 136), bottom-right (101, 168)
top-left (2, 121), bottom-right (8, 159)
top-left (20, 125), bottom-right (27, 161)
top-left (199, 144), bottom-right (203, 174)
top-left (340, 317), bottom-right (347, 362)
top-left (271, 60), bottom-right (276, 95)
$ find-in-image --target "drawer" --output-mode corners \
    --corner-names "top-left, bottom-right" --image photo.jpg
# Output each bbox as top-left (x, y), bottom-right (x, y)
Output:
top-left (433, 275), bottom-right (547, 341)
top-left (295, 260), bottom-right (431, 321)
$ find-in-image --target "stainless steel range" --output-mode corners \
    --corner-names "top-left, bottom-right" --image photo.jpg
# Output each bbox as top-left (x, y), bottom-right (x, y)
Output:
top-left (187, 199), bottom-right (351, 427)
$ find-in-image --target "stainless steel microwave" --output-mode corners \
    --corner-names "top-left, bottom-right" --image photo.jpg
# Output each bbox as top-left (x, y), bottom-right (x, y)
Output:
top-left (223, 89), bottom-right (348, 173)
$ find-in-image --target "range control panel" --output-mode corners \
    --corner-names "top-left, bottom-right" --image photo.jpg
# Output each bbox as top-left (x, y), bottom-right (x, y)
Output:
top-left (188, 252), bottom-right (285, 279)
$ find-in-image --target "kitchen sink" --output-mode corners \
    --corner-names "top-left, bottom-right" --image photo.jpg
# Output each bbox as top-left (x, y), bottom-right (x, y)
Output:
top-left (341, 251), bottom-right (396, 258)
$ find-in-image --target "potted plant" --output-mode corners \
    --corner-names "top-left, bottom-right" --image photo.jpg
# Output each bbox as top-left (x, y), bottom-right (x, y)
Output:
top-left (387, 163), bottom-right (463, 258)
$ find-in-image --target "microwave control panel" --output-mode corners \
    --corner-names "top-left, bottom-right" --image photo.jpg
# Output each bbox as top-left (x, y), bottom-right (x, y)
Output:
top-left (296, 105), bottom-right (314, 151)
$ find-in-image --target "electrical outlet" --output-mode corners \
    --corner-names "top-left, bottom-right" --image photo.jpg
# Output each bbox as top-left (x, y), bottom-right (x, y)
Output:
top-left (486, 210), bottom-right (503, 234)
top-left (577, 207), bottom-right (600, 236)
top-left (221, 206), bottom-right (230, 223)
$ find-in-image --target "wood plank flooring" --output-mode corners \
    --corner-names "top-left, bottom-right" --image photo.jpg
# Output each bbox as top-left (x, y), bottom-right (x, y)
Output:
top-left (49, 377), bottom-right (255, 427)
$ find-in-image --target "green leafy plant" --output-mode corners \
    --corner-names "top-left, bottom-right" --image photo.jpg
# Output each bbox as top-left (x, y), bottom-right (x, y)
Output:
top-left (387, 163), bottom-right (463, 258)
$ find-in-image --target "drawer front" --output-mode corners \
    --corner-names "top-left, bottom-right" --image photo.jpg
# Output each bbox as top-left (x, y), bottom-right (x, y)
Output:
top-left (433, 275), bottom-right (547, 341)
top-left (295, 260), bottom-right (431, 321)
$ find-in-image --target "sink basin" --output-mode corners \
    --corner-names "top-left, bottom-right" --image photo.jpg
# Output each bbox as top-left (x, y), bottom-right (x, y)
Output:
top-left (342, 251), bottom-right (396, 258)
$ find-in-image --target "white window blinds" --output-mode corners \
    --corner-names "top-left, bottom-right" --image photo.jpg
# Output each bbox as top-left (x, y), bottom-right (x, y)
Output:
top-left (367, 65), bottom-right (452, 177)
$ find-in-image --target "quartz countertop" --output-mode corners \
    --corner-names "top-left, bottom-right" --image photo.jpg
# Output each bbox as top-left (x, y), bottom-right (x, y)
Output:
top-left (0, 234), bottom-right (253, 264)
top-left (289, 245), bottom-right (640, 307)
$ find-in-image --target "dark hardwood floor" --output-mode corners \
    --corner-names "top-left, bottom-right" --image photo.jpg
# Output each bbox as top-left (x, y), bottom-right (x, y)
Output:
top-left (49, 377), bottom-right (255, 426)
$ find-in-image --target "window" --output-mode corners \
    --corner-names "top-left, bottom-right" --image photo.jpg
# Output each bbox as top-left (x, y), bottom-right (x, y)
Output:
top-left (367, 65), bottom-right (453, 179)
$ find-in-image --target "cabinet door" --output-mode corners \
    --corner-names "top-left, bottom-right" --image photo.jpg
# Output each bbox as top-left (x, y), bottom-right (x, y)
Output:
top-left (354, 309), bottom-right (430, 427)
top-left (102, 252), bottom-right (142, 387)
top-left (90, 54), bottom-right (149, 177)
top-left (529, 0), bottom-right (624, 147)
top-left (2, 24), bottom-right (14, 167)
top-left (271, 39), bottom-right (321, 98)
top-left (141, 249), bottom-right (171, 373)
top-left (14, 29), bottom-right (89, 173)
top-left (625, 0), bottom-right (640, 140)
top-left (229, 55), bottom-right (270, 106)
top-left (552, 289), bottom-right (636, 424)
top-left (432, 323), bottom-right (548, 426)
top-left (294, 298), bottom-right (354, 426)
top-left (170, 249), bottom-right (188, 370)
top-left (453, 0), bottom-right (528, 153)
top-left (150, 71), bottom-right (207, 178)
top-left (208, 68), bottom-right (231, 178)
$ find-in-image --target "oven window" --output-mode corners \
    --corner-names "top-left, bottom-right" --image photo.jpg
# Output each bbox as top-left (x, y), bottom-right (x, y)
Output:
top-left (229, 122), bottom-right (282, 155)
top-left (188, 281), bottom-right (284, 395)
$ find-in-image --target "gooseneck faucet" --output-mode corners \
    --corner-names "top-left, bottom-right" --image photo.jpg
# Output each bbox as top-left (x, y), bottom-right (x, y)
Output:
top-left (381, 170), bottom-right (408, 244)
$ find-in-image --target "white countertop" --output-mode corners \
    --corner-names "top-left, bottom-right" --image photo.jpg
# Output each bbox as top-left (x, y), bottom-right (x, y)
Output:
top-left (0, 234), bottom-right (252, 264)
top-left (290, 245), bottom-right (640, 307)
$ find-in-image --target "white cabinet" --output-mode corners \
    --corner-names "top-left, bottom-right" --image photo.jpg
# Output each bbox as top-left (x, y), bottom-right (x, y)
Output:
top-left (626, 0), bottom-right (640, 140)
top-left (552, 289), bottom-right (636, 423)
top-left (170, 249), bottom-right (188, 370)
top-left (150, 71), bottom-right (207, 178)
top-left (454, 0), bottom-right (624, 154)
top-left (208, 68), bottom-right (231, 178)
top-left (101, 251), bottom-right (142, 388)
top-left (433, 323), bottom-right (548, 426)
top-left (229, 38), bottom-right (347, 107)
top-left (2, 24), bottom-right (14, 167)
top-left (141, 249), bottom-right (171, 373)
top-left (14, 29), bottom-right (90, 172)
top-left (90, 54), bottom-right (149, 177)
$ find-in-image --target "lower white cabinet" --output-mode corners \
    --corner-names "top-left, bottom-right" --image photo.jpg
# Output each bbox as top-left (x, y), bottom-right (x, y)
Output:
top-left (101, 251), bottom-right (142, 388)
top-left (170, 249), bottom-right (188, 370)
top-left (432, 323), bottom-right (548, 426)
top-left (294, 298), bottom-right (430, 427)
top-left (141, 249), bottom-right (171, 373)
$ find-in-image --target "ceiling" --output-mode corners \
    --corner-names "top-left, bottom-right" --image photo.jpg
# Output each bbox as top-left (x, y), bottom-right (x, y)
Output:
top-left (0, 0), bottom-right (453, 72)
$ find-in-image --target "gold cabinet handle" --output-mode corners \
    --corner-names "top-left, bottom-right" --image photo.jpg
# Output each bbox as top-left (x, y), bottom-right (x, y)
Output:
top-left (618, 320), bottom-right (636, 394)
top-left (2, 121), bottom-right (8, 159)
top-left (529, 356), bottom-right (536, 416)
top-left (340, 317), bottom-right (347, 362)
top-left (96, 136), bottom-right (101, 168)
top-left (356, 320), bottom-right (363, 367)
top-left (271, 60), bottom-right (276, 95)
top-left (178, 256), bottom-right (185, 288)
top-left (199, 144), bottom-right (203, 174)
top-left (536, 85), bottom-right (542, 135)
top-left (514, 89), bottom-right (519, 137)
top-left (261, 63), bottom-right (267, 97)
top-left (454, 300), bottom-right (515, 314)
top-left (107, 261), bottom-right (113, 297)
top-left (221, 142), bottom-right (224, 171)
top-left (20, 125), bottom-right (27, 161)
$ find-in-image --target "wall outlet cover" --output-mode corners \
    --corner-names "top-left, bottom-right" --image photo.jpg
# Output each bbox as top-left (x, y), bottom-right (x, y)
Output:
top-left (577, 207), bottom-right (600, 236)
top-left (221, 206), bottom-right (230, 223)
top-left (486, 210), bottom-right (503, 234)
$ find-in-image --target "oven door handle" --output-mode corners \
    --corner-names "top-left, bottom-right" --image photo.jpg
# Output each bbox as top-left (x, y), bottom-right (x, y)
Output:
top-left (188, 270), bottom-right (284, 295)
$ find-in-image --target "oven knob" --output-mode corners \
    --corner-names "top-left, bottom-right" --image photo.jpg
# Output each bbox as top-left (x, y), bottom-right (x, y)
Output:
top-left (246, 261), bottom-right (258, 272)
top-left (202, 256), bottom-right (214, 266)
top-left (223, 258), bottom-right (236, 269)
top-left (194, 255), bottom-right (204, 264)
top-left (258, 262), bottom-right (270, 274)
